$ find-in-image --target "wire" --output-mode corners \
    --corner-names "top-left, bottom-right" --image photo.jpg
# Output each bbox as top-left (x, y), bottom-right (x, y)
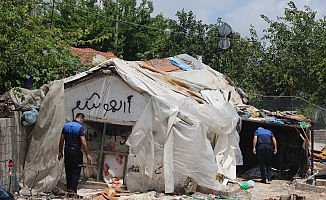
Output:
top-left (5, 2), bottom-right (322, 44)
top-left (51, 2), bottom-right (324, 45)
top-left (37, 1), bottom-right (257, 42)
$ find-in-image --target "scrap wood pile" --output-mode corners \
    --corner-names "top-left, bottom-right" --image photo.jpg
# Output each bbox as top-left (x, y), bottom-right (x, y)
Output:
top-left (313, 147), bottom-right (326, 173)
top-left (79, 188), bottom-right (133, 200)
top-left (13, 178), bottom-right (243, 199)
top-left (311, 144), bottom-right (326, 177)
top-left (15, 188), bottom-right (214, 200)
top-left (14, 187), bottom-right (134, 200)
top-left (237, 105), bottom-right (311, 127)
top-left (313, 148), bottom-right (326, 162)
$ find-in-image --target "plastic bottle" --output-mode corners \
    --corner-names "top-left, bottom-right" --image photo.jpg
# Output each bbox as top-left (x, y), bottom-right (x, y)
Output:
top-left (240, 182), bottom-right (249, 189)
top-left (247, 180), bottom-right (254, 188)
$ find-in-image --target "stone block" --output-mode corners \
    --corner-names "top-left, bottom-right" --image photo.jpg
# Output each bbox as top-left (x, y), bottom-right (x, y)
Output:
top-left (295, 179), bottom-right (326, 193)
top-left (196, 182), bottom-right (241, 198)
top-left (315, 179), bottom-right (326, 186)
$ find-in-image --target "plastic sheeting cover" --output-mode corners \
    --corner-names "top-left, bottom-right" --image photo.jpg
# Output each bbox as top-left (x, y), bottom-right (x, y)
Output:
top-left (19, 80), bottom-right (66, 192)
top-left (126, 95), bottom-right (241, 193)
top-left (167, 57), bottom-right (192, 71)
top-left (6, 55), bottom-right (244, 193)
top-left (9, 84), bottom-right (50, 109)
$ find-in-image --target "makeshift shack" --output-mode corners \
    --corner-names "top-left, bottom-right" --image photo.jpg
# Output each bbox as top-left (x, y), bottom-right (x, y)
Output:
top-left (236, 106), bottom-right (312, 179)
top-left (1, 54), bottom-right (248, 194)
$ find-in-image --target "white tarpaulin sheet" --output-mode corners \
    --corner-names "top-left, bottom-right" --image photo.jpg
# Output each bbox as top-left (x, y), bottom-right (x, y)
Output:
top-left (17, 80), bottom-right (66, 192)
top-left (8, 55), bottom-right (243, 193)
top-left (125, 94), bottom-right (241, 193)
top-left (105, 58), bottom-right (242, 192)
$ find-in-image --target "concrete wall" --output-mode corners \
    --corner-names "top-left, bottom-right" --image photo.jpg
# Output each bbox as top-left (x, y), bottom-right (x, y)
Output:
top-left (0, 112), bottom-right (29, 192)
top-left (314, 129), bottom-right (326, 145)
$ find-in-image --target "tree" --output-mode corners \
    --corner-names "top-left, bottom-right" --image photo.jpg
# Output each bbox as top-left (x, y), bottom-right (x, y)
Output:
top-left (0, 0), bottom-right (86, 94)
top-left (258, 1), bottom-right (325, 103)
top-left (47, 0), bottom-right (169, 60)
top-left (42, 0), bottom-right (113, 51)
top-left (165, 9), bottom-right (208, 58)
top-left (223, 26), bottom-right (267, 97)
top-left (112, 0), bottom-right (167, 60)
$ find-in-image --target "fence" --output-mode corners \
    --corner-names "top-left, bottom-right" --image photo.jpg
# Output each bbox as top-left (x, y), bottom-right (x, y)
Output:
top-left (250, 95), bottom-right (326, 142)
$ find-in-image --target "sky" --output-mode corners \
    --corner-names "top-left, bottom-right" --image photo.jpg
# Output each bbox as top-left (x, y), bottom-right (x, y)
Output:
top-left (140, 0), bottom-right (326, 37)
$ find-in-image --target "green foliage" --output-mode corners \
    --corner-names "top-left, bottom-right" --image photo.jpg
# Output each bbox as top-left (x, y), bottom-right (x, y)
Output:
top-left (46, 0), bottom-right (168, 60)
top-left (44, 0), bottom-right (113, 50)
top-left (165, 10), bottom-right (208, 58)
top-left (297, 104), bottom-right (316, 120)
top-left (258, 1), bottom-right (325, 103)
top-left (112, 0), bottom-right (167, 60)
top-left (229, 1), bottom-right (326, 106)
top-left (0, 0), bottom-right (86, 94)
top-left (2, 0), bottom-right (326, 108)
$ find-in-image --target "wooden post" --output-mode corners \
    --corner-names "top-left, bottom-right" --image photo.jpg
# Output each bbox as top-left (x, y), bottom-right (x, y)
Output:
top-left (228, 91), bottom-right (231, 101)
top-left (97, 123), bottom-right (107, 182)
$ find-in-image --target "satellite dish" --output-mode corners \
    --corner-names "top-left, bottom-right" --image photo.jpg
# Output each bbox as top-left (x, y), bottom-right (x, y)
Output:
top-left (218, 38), bottom-right (231, 50)
top-left (218, 23), bottom-right (232, 50)
top-left (219, 23), bottom-right (232, 37)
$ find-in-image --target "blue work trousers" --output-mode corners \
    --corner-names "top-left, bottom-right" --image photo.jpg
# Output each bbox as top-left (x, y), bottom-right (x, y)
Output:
top-left (257, 143), bottom-right (273, 182)
top-left (64, 146), bottom-right (83, 192)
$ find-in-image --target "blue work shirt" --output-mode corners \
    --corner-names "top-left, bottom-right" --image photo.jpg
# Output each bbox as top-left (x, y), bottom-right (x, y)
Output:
top-left (254, 128), bottom-right (274, 145)
top-left (62, 120), bottom-right (86, 149)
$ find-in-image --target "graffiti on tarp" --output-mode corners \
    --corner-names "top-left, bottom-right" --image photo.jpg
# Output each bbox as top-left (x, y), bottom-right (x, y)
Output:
top-left (127, 164), bottom-right (164, 174)
top-left (87, 130), bottom-right (102, 141)
top-left (128, 165), bottom-right (140, 173)
top-left (154, 164), bottom-right (163, 174)
top-left (71, 92), bottom-right (133, 117)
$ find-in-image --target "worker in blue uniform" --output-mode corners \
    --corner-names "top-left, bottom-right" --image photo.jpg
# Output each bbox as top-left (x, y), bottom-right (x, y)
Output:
top-left (253, 127), bottom-right (277, 183)
top-left (58, 113), bottom-right (92, 193)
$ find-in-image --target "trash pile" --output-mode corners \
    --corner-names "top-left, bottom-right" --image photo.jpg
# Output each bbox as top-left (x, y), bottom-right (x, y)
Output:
top-left (9, 179), bottom-right (251, 199)
top-left (237, 106), bottom-right (311, 126)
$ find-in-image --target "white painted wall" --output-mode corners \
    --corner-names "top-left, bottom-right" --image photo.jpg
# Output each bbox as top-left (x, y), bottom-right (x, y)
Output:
top-left (65, 74), bottom-right (150, 124)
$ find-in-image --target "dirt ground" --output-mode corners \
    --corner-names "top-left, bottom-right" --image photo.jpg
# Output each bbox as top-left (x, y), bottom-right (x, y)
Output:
top-left (234, 177), bottom-right (325, 200)
top-left (11, 177), bottom-right (326, 199)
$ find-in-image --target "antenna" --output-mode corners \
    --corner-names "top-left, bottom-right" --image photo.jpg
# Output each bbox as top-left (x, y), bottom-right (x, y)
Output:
top-left (217, 23), bottom-right (233, 73)
top-left (218, 23), bottom-right (232, 50)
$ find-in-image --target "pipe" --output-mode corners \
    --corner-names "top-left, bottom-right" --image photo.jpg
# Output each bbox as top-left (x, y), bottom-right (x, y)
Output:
top-left (8, 171), bottom-right (12, 192)
top-left (311, 121), bottom-right (314, 176)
